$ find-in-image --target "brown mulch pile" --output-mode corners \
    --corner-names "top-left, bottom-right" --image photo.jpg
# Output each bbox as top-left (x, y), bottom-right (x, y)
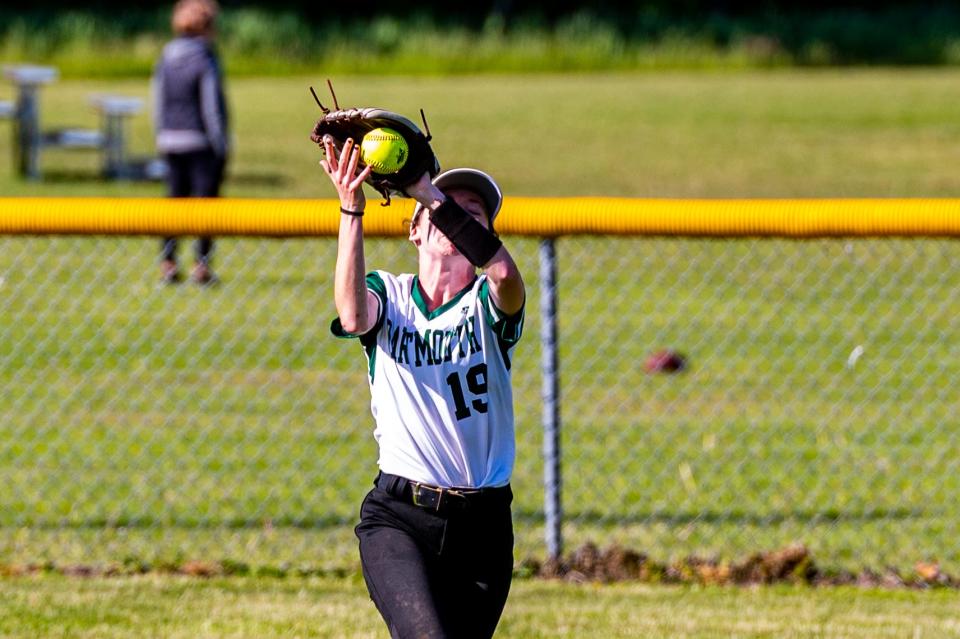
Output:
top-left (521, 542), bottom-right (959, 589)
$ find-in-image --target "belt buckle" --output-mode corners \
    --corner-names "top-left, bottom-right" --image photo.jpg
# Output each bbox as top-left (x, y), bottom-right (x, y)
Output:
top-left (412, 482), bottom-right (444, 511)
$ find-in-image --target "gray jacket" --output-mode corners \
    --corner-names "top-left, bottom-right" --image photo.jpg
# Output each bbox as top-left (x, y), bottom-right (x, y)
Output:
top-left (151, 36), bottom-right (229, 157)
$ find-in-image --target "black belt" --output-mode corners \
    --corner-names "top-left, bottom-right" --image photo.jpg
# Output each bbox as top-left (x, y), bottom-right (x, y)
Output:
top-left (376, 472), bottom-right (510, 514)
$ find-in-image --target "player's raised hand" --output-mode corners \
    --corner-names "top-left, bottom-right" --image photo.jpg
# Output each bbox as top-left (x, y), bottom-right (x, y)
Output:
top-left (320, 135), bottom-right (372, 214)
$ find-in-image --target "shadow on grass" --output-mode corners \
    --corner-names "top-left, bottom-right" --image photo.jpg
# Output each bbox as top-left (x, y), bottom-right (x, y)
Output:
top-left (511, 506), bottom-right (929, 526)
top-left (33, 169), bottom-right (125, 184)
top-left (5, 507), bottom-right (929, 531)
top-left (33, 169), bottom-right (290, 188)
top-left (9, 514), bottom-right (356, 530)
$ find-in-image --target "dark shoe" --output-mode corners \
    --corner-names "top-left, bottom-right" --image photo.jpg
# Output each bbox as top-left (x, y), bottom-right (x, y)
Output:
top-left (191, 262), bottom-right (219, 287)
top-left (160, 259), bottom-right (182, 285)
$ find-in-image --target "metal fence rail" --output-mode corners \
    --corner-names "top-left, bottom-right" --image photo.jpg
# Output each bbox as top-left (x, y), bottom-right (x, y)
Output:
top-left (1, 228), bottom-right (958, 573)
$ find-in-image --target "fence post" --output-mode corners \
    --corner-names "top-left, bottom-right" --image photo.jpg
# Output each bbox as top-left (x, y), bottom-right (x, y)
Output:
top-left (539, 237), bottom-right (562, 560)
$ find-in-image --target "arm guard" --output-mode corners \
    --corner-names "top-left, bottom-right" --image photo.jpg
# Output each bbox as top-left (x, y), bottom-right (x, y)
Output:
top-left (429, 198), bottom-right (503, 267)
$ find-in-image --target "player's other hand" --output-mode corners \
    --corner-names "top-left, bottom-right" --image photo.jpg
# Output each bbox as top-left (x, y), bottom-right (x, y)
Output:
top-left (320, 135), bottom-right (372, 214)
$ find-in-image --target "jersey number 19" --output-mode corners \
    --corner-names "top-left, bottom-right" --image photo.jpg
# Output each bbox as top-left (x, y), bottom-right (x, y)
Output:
top-left (445, 363), bottom-right (488, 420)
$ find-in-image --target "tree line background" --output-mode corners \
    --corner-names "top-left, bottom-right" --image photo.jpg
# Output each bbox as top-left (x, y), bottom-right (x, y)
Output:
top-left (3, 1), bottom-right (960, 74)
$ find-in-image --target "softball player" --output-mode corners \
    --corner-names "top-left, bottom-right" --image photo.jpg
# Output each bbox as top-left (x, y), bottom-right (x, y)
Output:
top-left (321, 136), bottom-right (525, 638)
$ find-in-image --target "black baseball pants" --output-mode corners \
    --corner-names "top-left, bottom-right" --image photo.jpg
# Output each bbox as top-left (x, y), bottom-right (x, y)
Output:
top-left (355, 473), bottom-right (514, 639)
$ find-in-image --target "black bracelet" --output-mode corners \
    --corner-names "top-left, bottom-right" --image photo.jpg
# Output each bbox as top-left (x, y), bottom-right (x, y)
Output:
top-left (340, 207), bottom-right (364, 217)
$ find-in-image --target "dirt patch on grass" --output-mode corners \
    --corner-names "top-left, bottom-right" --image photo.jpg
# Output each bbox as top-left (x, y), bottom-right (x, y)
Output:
top-left (523, 542), bottom-right (958, 589)
top-left (1, 544), bottom-right (956, 589)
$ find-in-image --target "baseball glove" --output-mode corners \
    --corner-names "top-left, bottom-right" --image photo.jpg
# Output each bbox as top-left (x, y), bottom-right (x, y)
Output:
top-left (309, 83), bottom-right (440, 205)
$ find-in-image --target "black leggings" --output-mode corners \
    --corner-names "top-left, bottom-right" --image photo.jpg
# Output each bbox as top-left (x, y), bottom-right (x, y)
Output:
top-left (161, 149), bottom-right (225, 264)
top-left (355, 475), bottom-right (514, 639)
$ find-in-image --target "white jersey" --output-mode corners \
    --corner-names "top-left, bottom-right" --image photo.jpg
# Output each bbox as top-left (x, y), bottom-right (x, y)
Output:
top-left (333, 271), bottom-right (524, 488)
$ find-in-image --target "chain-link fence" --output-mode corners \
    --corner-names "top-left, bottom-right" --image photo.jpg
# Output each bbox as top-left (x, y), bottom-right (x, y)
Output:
top-left (1, 234), bottom-right (958, 573)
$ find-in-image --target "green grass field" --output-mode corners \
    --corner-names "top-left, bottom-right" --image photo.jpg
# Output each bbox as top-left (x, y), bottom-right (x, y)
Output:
top-left (0, 575), bottom-right (958, 638)
top-left (2, 70), bottom-right (960, 633)
top-left (4, 70), bottom-right (960, 199)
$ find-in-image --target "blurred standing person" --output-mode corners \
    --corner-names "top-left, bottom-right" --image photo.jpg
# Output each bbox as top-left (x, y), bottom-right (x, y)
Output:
top-left (152, 0), bottom-right (229, 285)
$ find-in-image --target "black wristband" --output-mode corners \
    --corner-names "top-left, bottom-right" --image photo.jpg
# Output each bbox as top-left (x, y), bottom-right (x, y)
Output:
top-left (428, 198), bottom-right (503, 267)
top-left (340, 207), bottom-right (364, 217)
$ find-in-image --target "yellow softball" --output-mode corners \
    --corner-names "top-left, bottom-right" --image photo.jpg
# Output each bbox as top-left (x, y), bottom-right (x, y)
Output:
top-left (360, 127), bottom-right (409, 174)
